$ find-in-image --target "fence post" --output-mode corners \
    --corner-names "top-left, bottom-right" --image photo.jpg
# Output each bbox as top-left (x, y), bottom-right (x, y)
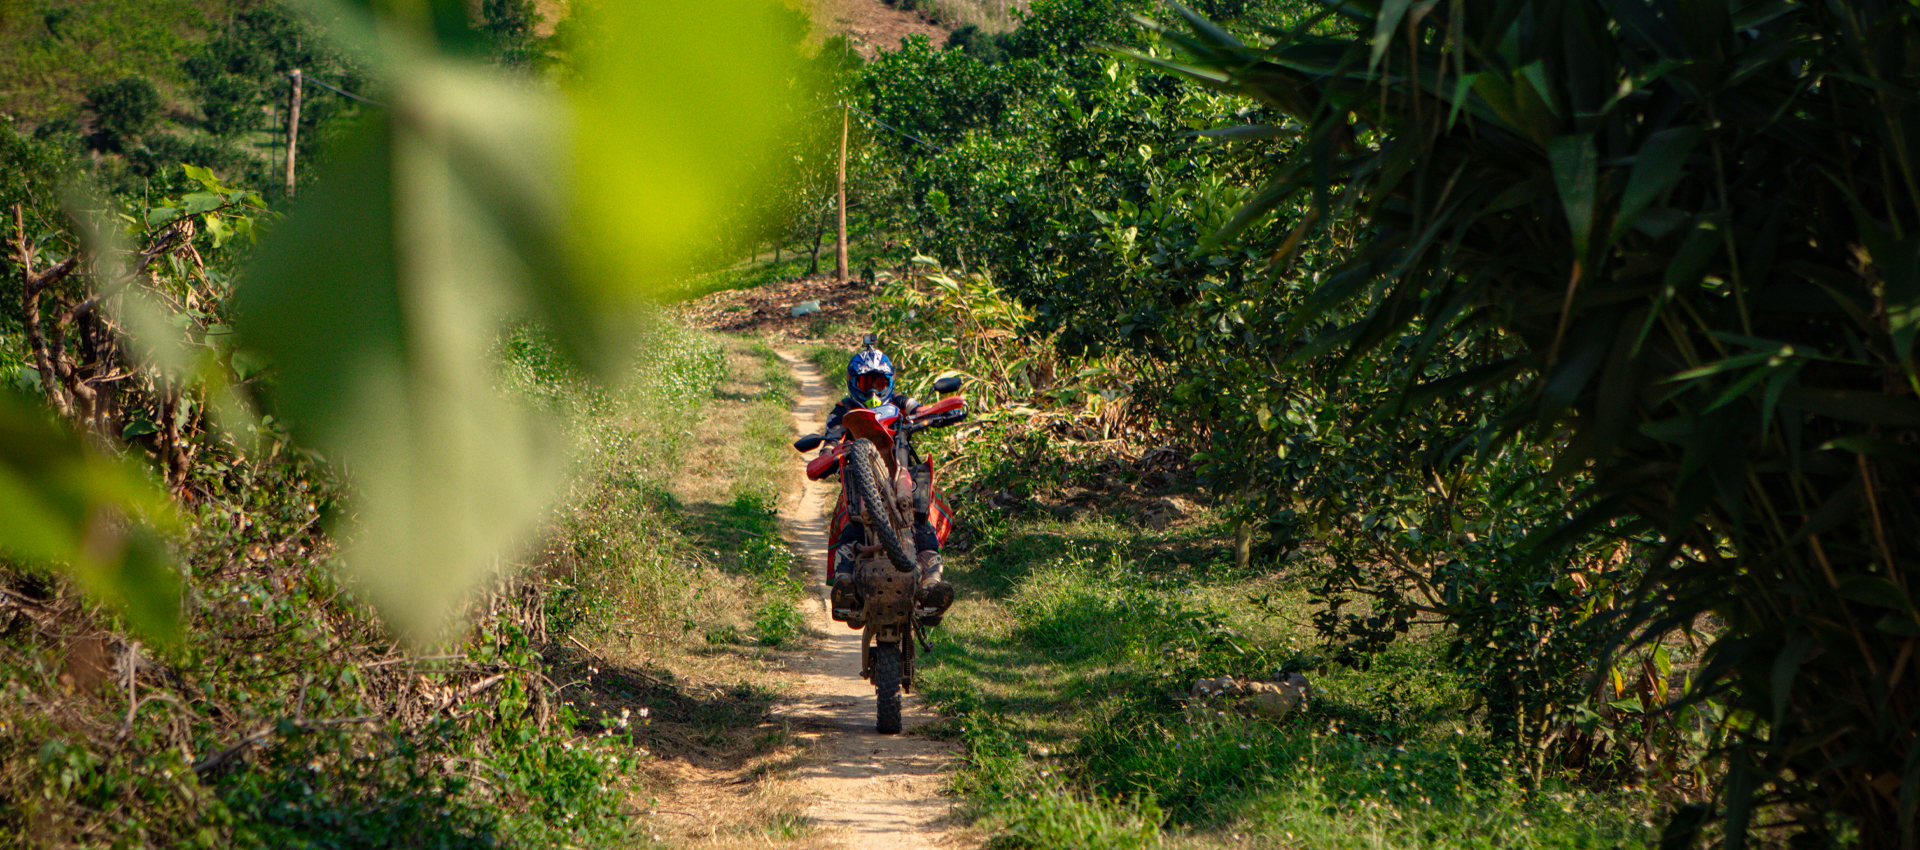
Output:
top-left (836, 103), bottom-right (849, 285)
top-left (286, 69), bottom-right (303, 199)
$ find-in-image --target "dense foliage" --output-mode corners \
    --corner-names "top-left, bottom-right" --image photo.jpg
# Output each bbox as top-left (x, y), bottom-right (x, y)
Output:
top-left (1142, 0), bottom-right (1920, 844)
top-left (841, 0), bottom-right (1920, 844)
top-left (851, 0), bottom-right (1654, 782)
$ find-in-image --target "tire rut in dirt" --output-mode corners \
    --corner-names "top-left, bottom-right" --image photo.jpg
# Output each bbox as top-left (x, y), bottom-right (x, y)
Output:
top-left (846, 439), bottom-right (917, 573)
top-left (872, 641), bottom-right (903, 734)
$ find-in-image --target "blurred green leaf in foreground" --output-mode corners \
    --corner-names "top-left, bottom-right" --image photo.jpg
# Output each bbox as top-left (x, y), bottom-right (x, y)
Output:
top-left (228, 0), bottom-right (812, 642)
top-left (0, 390), bottom-right (179, 640)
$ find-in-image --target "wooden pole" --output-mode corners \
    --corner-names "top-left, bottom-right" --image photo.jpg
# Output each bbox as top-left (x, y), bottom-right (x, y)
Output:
top-left (286, 69), bottom-right (303, 199)
top-left (835, 103), bottom-right (849, 285)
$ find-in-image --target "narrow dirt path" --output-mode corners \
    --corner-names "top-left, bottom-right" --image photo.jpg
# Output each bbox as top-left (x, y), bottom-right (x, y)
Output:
top-left (769, 350), bottom-right (969, 849)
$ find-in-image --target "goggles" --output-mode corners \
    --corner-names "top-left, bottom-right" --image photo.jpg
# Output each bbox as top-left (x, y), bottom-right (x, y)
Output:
top-left (855, 373), bottom-right (889, 393)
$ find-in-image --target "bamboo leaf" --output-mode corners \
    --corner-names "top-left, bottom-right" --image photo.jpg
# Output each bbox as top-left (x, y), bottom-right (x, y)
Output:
top-left (1724, 746), bottom-right (1758, 849)
top-left (1370, 0), bottom-right (1416, 70)
top-left (1549, 134), bottom-right (1599, 257)
top-left (1770, 629), bottom-right (1815, 730)
top-left (1835, 577), bottom-right (1917, 614)
top-left (1872, 612), bottom-right (1920, 638)
top-left (1781, 387), bottom-right (1920, 427)
top-left (1611, 126), bottom-right (1702, 244)
top-left (1166, 1), bottom-right (1248, 52)
top-left (1730, 0), bottom-right (1798, 29)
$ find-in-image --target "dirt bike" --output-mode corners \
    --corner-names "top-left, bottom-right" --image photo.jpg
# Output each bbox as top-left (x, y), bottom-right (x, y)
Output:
top-left (793, 375), bottom-right (965, 734)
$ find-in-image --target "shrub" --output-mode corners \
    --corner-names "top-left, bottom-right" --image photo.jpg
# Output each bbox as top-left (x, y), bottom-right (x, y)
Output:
top-left (84, 76), bottom-right (160, 149)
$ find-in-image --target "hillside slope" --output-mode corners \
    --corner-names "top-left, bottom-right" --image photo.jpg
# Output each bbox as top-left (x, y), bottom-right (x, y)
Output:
top-left (0, 0), bottom-right (239, 123)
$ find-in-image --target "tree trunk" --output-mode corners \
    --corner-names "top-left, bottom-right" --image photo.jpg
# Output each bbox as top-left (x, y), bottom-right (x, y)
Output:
top-left (809, 207), bottom-right (828, 276)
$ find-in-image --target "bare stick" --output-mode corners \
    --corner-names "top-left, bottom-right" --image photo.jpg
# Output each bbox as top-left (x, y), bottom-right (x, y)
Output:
top-left (114, 641), bottom-right (139, 742)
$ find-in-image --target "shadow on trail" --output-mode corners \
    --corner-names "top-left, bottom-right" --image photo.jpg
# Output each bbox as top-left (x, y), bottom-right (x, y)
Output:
top-left (544, 644), bottom-right (784, 771)
top-left (961, 515), bottom-right (1246, 601)
top-left (671, 496), bottom-right (793, 575)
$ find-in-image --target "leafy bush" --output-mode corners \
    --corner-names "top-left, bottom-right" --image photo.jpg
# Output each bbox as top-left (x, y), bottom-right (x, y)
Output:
top-left (753, 600), bottom-right (806, 647)
top-left (84, 76), bottom-right (159, 149)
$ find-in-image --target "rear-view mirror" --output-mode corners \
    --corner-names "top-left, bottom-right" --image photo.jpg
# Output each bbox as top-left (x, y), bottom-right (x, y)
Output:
top-left (933, 375), bottom-right (962, 394)
top-left (793, 434), bottom-right (825, 452)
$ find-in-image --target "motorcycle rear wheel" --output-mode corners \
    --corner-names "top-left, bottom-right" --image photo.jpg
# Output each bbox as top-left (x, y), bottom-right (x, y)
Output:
top-left (846, 439), bottom-right (917, 573)
top-left (872, 641), bottom-right (903, 734)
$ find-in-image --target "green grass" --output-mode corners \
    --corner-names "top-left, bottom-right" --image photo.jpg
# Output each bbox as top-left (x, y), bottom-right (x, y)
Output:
top-left (638, 337), bottom-right (808, 648)
top-left (672, 255), bottom-right (816, 301)
top-left (807, 343), bottom-right (847, 384)
top-left (919, 504), bottom-right (1662, 849)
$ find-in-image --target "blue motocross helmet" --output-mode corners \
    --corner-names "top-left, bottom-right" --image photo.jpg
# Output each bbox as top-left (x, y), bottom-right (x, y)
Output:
top-left (847, 344), bottom-right (894, 407)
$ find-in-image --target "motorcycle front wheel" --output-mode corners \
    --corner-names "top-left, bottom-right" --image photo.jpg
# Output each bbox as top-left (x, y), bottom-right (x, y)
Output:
top-left (845, 439), bottom-right (918, 573)
top-left (871, 641), bottom-right (903, 734)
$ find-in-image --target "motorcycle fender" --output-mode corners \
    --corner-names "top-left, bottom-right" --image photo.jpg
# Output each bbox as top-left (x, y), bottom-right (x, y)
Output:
top-left (843, 411), bottom-right (897, 466)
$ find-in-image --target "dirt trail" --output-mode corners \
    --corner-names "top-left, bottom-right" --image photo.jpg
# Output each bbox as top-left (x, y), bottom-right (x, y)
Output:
top-left (769, 350), bottom-right (969, 849)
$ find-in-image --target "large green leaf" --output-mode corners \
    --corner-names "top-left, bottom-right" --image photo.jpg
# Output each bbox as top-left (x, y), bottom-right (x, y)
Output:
top-left (568, 0), bottom-right (805, 314)
top-left (231, 0), bottom-right (811, 642)
top-left (0, 392), bottom-right (179, 640)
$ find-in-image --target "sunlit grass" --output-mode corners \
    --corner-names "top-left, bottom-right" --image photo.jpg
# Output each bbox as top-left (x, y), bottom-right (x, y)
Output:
top-left (919, 508), bottom-right (1661, 848)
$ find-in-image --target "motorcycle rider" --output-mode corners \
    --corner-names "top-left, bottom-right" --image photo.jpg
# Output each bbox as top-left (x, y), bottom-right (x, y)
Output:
top-left (819, 339), bottom-right (956, 628)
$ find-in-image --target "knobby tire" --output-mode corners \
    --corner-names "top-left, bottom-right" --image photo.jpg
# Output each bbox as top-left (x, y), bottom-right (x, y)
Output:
top-left (872, 642), bottom-right (903, 734)
top-left (846, 439), bottom-right (917, 573)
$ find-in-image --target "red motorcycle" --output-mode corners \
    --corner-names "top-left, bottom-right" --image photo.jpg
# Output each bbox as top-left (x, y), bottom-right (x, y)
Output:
top-left (793, 376), bottom-right (965, 733)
